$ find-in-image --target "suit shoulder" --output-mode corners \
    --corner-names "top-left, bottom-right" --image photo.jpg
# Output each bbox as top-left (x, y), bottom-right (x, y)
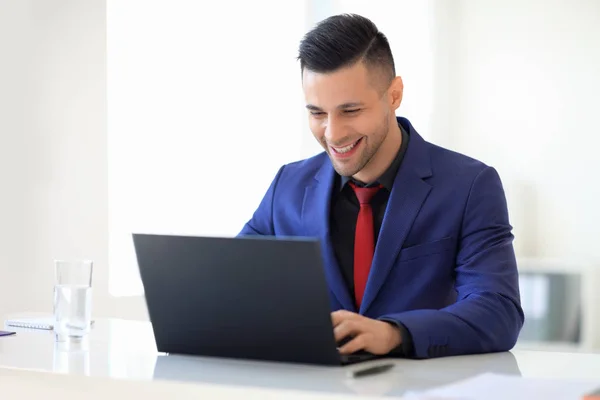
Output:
top-left (280, 152), bottom-right (329, 179)
top-left (426, 141), bottom-right (493, 179)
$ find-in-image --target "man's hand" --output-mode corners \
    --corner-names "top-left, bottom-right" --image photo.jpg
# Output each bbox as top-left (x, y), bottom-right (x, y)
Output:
top-left (332, 310), bottom-right (402, 355)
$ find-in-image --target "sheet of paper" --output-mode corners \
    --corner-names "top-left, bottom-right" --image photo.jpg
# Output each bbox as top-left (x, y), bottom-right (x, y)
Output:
top-left (405, 373), bottom-right (600, 400)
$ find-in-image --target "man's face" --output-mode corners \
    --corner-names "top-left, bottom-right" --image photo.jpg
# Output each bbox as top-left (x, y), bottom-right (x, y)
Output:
top-left (302, 62), bottom-right (392, 178)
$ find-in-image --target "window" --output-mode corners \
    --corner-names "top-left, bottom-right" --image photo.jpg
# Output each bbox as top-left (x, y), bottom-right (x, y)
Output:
top-left (107, 1), bottom-right (312, 296)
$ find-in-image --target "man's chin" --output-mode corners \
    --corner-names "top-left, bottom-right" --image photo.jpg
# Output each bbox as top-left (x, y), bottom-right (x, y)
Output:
top-left (330, 161), bottom-right (360, 178)
top-left (326, 150), bottom-right (366, 177)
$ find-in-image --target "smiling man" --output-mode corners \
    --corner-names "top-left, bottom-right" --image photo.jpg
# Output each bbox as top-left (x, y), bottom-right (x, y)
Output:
top-left (239, 14), bottom-right (524, 359)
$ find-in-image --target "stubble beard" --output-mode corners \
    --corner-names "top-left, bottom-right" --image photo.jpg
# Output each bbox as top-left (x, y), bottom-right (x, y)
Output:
top-left (326, 117), bottom-right (389, 179)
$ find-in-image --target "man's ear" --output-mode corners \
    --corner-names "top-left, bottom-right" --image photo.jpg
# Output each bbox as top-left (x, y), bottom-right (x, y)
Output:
top-left (388, 76), bottom-right (404, 111)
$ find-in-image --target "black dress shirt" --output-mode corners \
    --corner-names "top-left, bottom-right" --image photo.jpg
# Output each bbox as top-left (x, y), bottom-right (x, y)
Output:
top-left (330, 124), bottom-right (414, 357)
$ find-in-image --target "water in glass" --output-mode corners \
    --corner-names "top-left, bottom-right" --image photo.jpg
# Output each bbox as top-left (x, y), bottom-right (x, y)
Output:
top-left (54, 284), bottom-right (92, 337)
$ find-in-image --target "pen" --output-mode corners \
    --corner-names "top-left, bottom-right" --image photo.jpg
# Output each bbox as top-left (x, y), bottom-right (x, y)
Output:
top-left (347, 363), bottom-right (394, 378)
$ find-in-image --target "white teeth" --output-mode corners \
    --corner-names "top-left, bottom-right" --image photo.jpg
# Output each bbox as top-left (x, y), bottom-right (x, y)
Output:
top-left (333, 139), bottom-right (359, 154)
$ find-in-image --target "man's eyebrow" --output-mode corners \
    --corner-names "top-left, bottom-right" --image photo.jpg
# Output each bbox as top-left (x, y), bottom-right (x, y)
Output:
top-left (305, 102), bottom-right (365, 111)
top-left (338, 102), bottom-right (364, 109)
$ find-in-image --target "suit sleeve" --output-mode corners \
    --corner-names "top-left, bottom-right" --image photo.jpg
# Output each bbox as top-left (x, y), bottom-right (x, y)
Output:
top-left (238, 165), bottom-right (285, 236)
top-left (380, 166), bottom-right (524, 358)
top-left (379, 320), bottom-right (415, 357)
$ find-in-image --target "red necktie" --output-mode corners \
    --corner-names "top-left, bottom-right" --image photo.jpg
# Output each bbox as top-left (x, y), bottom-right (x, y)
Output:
top-left (349, 182), bottom-right (382, 308)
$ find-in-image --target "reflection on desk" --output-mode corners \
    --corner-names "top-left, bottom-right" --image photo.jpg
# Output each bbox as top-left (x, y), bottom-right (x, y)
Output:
top-left (1, 317), bottom-right (600, 398)
top-left (152, 351), bottom-right (522, 397)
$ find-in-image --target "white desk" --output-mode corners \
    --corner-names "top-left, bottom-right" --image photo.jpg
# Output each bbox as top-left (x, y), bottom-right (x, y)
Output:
top-left (1, 318), bottom-right (600, 398)
top-left (0, 367), bottom-right (391, 400)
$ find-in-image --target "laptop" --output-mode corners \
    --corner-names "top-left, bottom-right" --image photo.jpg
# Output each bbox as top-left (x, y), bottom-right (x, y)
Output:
top-left (132, 233), bottom-right (378, 366)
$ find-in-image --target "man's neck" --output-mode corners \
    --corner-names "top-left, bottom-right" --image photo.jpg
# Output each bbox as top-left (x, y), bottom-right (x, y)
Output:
top-left (352, 120), bottom-right (402, 184)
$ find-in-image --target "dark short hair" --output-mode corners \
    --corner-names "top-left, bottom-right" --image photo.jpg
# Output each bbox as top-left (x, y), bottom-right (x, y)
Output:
top-left (298, 14), bottom-right (396, 87)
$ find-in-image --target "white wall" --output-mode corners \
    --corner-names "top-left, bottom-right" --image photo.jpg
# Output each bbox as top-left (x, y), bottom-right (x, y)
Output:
top-left (0, 0), bottom-right (31, 315)
top-left (449, 0), bottom-right (600, 262)
top-left (0, 0), bottom-right (146, 319)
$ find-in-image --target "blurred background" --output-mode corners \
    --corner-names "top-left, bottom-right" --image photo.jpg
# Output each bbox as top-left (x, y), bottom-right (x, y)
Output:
top-left (1, 0), bottom-right (599, 353)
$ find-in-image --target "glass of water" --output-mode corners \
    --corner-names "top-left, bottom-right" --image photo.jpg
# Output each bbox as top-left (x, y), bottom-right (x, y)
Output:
top-left (54, 260), bottom-right (93, 341)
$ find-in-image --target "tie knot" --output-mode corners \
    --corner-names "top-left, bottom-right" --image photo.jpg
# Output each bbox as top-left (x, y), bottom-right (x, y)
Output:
top-left (349, 182), bottom-right (382, 205)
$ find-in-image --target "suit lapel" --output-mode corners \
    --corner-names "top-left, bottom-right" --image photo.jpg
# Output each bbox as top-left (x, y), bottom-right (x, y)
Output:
top-left (360, 122), bottom-right (433, 314)
top-left (302, 161), bottom-right (355, 312)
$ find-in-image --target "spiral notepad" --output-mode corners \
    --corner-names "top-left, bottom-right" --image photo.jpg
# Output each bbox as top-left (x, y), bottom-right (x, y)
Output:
top-left (4, 317), bottom-right (95, 331)
top-left (5, 317), bottom-right (55, 330)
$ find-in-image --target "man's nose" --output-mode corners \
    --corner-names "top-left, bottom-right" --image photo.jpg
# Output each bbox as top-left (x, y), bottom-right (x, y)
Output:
top-left (324, 117), bottom-right (345, 144)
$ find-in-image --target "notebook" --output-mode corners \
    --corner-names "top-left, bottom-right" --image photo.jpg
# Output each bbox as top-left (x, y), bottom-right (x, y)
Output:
top-left (5, 316), bottom-right (95, 330)
top-left (5, 317), bottom-right (55, 330)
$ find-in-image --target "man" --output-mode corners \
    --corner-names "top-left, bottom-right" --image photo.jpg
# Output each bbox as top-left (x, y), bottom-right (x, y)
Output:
top-left (239, 14), bottom-right (524, 359)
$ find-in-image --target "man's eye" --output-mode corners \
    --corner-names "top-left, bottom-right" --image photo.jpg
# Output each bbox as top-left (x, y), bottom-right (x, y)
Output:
top-left (310, 111), bottom-right (325, 116)
top-left (344, 109), bottom-right (360, 114)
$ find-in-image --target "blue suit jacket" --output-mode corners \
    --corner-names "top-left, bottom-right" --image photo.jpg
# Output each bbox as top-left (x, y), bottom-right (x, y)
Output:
top-left (240, 117), bottom-right (524, 359)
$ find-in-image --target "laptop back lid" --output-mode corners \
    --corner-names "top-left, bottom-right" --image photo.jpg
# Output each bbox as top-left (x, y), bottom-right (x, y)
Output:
top-left (133, 234), bottom-right (341, 365)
